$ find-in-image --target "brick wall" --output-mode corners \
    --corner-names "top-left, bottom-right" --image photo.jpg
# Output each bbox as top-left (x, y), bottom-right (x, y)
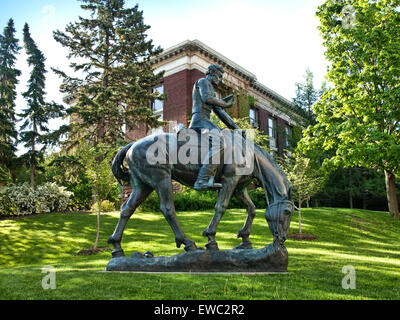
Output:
top-left (163, 69), bottom-right (205, 127)
top-left (258, 108), bottom-right (269, 133)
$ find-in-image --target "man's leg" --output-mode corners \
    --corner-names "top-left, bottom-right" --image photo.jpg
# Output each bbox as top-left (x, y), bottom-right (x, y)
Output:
top-left (194, 131), bottom-right (223, 191)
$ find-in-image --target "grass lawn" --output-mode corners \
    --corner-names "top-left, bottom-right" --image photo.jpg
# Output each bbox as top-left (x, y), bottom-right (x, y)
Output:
top-left (0, 206), bottom-right (399, 300)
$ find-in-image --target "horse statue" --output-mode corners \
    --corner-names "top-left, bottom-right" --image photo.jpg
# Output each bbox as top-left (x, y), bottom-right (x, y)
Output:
top-left (107, 128), bottom-right (294, 258)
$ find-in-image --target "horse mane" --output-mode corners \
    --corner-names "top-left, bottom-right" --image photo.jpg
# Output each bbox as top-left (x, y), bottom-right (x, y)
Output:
top-left (252, 141), bottom-right (291, 198)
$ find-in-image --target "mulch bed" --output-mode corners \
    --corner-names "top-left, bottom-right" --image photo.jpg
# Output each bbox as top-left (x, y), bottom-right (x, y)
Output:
top-left (287, 233), bottom-right (319, 241)
top-left (77, 247), bottom-right (111, 255)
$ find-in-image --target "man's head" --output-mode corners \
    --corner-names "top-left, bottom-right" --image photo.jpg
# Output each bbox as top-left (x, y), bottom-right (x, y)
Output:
top-left (206, 64), bottom-right (224, 86)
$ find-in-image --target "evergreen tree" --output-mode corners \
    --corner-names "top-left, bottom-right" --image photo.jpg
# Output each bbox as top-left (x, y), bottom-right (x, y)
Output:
top-left (19, 24), bottom-right (63, 187)
top-left (0, 19), bottom-right (21, 183)
top-left (293, 68), bottom-right (327, 126)
top-left (52, 0), bottom-right (164, 148)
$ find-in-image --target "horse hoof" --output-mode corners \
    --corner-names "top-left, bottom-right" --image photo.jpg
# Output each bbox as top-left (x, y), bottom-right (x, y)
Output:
top-left (205, 241), bottom-right (219, 251)
top-left (233, 242), bottom-right (253, 250)
top-left (111, 248), bottom-right (125, 258)
top-left (184, 240), bottom-right (197, 252)
top-left (107, 235), bottom-right (117, 244)
top-left (144, 251), bottom-right (154, 258)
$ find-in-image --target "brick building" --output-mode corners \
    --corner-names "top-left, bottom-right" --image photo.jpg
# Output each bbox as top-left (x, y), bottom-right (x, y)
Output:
top-left (126, 39), bottom-right (302, 156)
top-left (121, 40), bottom-right (304, 199)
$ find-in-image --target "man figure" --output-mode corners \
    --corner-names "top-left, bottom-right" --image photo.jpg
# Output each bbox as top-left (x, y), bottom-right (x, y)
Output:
top-left (189, 64), bottom-right (240, 191)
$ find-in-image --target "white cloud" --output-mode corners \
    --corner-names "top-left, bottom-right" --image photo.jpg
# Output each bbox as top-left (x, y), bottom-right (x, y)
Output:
top-left (41, 5), bottom-right (56, 31)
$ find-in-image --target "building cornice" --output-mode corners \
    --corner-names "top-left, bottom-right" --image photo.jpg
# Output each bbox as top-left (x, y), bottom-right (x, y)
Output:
top-left (152, 39), bottom-right (305, 124)
top-left (152, 40), bottom-right (257, 82)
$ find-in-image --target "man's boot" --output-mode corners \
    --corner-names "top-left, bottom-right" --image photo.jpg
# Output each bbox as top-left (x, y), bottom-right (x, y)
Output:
top-left (194, 164), bottom-right (222, 191)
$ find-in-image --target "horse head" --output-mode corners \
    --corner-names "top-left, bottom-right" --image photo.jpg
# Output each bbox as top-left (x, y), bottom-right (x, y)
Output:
top-left (265, 199), bottom-right (294, 246)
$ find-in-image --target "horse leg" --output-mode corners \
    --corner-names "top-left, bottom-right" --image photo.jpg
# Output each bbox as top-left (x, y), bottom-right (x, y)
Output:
top-left (202, 177), bottom-right (240, 250)
top-left (233, 188), bottom-right (255, 249)
top-left (156, 178), bottom-right (198, 252)
top-left (107, 185), bottom-right (152, 257)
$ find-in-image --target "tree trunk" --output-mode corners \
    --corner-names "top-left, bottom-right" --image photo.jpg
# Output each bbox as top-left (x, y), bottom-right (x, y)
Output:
top-left (298, 200), bottom-right (302, 234)
top-left (30, 164), bottom-right (35, 188)
top-left (384, 170), bottom-right (399, 219)
top-left (94, 200), bottom-right (101, 249)
top-left (362, 195), bottom-right (367, 210)
top-left (30, 122), bottom-right (37, 187)
top-left (349, 168), bottom-right (353, 209)
top-left (349, 189), bottom-right (353, 209)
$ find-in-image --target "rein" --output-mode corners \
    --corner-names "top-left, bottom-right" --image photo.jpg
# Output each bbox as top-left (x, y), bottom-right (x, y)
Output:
top-left (254, 154), bottom-right (270, 207)
top-left (254, 154), bottom-right (294, 211)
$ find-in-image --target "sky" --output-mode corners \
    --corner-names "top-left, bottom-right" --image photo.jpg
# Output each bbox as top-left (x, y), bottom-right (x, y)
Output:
top-left (0, 0), bottom-right (328, 152)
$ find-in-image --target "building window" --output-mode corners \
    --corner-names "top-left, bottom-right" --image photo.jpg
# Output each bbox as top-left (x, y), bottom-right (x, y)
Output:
top-left (152, 84), bottom-right (164, 120)
top-left (249, 108), bottom-right (258, 128)
top-left (285, 125), bottom-right (292, 147)
top-left (268, 117), bottom-right (277, 151)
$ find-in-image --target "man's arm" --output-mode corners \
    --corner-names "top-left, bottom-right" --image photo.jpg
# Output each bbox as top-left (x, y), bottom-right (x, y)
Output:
top-left (213, 106), bottom-right (240, 130)
top-left (198, 78), bottom-right (233, 109)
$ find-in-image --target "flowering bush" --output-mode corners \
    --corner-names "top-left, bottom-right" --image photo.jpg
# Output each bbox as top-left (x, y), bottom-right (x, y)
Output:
top-left (6, 183), bottom-right (36, 215)
top-left (36, 183), bottom-right (74, 213)
top-left (0, 183), bottom-right (73, 216)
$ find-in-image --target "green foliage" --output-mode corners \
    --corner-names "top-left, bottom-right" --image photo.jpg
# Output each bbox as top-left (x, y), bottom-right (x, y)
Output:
top-left (286, 125), bottom-right (303, 150)
top-left (53, 1), bottom-right (164, 149)
top-left (314, 166), bottom-right (389, 210)
top-left (280, 151), bottom-right (326, 207)
top-left (91, 200), bottom-right (116, 213)
top-left (248, 95), bottom-right (257, 108)
top-left (19, 24), bottom-right (63, 186)
top-left (210, 113), bottom-right (270, 152)
top-left (0, 19), bottom-right (21, 184)
top-left (0, 187), bottom-right (15, 215)
top-left (0, 182), bottom-right (73, 216)
top-left (236, 88), bottom-right (251, 118)
top-left (79, 141), bottom-right (119, 248)
top-left (45, 154), bottom-right (93, 210)
top-left (302, 0), bottom-right (400, 218)
top-left (139, 188), bottom-right (268, 212)
top-left (80, 142), bottom-right (118, 205)
top-left (293, 68), bottom-right (327, 126)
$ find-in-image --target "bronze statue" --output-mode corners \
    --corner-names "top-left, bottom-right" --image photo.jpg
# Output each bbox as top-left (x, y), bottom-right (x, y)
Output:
top-left (106, 64), bottom-right (294, 271)
top-left (189, 64), bottom-right (237, 191)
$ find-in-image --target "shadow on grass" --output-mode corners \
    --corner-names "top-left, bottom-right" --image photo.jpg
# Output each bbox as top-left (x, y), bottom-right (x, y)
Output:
top-left (0, 207), bottom-right (399, 299)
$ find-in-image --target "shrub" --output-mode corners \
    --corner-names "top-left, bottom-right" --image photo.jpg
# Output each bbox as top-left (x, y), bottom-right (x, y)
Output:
top-left (137, 187), bottom-right (268, 212)
top-left (0, 188), bottom-right (15, 216)
top-left (0, 183), bottom-right (73, 216)
top-left (36, 183), bottom-right (74, 213)
top-left (91, 200), bottom-right (117, 212)
top-left (7, 183), bottom-right (37, 215)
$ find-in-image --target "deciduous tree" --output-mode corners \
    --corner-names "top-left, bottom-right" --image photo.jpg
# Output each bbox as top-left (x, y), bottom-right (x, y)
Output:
top-left (300, 0), bottom-right (400, 218)
top-left (281, 152), bottom-right (326, 233)
top-left (80, 142), bottom-right (118, 250)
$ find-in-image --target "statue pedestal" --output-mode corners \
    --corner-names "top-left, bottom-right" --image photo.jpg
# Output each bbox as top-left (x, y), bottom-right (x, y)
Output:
top-left (106, 242), bottom-right (288, 273)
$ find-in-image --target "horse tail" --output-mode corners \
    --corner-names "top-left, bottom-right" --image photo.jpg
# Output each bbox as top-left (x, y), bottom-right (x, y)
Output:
top-left (112, 142), bottom-right (134, 185)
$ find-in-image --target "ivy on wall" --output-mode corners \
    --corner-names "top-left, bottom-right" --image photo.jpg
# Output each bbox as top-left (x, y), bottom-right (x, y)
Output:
top-left (217, 80), bottom-right (258, 120)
